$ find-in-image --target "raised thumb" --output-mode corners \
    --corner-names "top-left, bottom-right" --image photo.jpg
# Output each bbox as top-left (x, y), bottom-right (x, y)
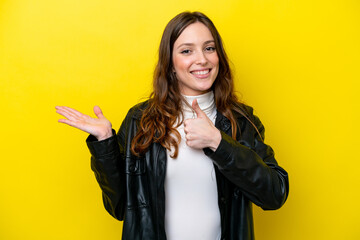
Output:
top-left (191, 99), bottom-right (206, 118)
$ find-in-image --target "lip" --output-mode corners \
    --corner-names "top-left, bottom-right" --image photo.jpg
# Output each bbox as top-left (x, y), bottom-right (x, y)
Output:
top-left (190, 68), bottom-right (212, 79)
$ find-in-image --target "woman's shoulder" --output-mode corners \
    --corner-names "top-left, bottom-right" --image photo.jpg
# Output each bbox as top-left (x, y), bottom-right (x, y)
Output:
top-left (234, 102), bottom-right (265, 139)
top-left (126, 99), bottom-right (150, 119)
top-left (233, 101), bottom-right (255, 119)
top-left (128, 100), bottom-right (150, 111)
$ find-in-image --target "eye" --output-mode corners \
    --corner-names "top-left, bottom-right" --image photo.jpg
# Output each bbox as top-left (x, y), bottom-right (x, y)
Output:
top-left (205, 46), bottom-right (216, 52)
top-left (180, 49), bottom-right (191, 54)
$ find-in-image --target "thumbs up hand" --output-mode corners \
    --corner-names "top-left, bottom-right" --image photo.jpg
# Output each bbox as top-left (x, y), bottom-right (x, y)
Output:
top-left (183, 99), bottom-right (221, 151)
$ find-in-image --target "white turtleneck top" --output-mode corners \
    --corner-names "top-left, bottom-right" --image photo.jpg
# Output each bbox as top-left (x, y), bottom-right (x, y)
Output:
top-left (164, 91), bottom-right (221, 240)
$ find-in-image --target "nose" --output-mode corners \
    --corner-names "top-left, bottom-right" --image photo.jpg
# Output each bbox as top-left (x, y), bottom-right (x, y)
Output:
top-left (195, 51), bottom-right (207, 65)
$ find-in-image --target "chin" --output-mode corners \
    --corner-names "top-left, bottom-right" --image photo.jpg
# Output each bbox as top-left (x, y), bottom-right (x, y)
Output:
top-left (197, 82), bottom-right (215, 92)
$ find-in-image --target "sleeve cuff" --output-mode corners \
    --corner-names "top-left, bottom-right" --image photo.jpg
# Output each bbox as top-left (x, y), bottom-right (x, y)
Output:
top-left (203, 131), bottom-right (235, 168)
top-left (86, 129), bottom-right (118, 157)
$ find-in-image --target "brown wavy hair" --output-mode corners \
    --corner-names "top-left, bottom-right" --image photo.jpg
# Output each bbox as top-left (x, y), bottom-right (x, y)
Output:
top-left (131, 11), bottom-right (260, 158)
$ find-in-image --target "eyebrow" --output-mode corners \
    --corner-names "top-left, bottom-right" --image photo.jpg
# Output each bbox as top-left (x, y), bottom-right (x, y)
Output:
top-left (176, 40), bottom-right (215, 49)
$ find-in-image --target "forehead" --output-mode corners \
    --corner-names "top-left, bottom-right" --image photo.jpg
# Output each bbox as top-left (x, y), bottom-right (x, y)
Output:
top-left (174, 22), bottom-right (214, 46)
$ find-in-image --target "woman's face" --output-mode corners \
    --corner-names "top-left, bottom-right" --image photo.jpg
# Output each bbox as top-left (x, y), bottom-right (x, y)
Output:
top-left (172, 22), bottom-right (219, 96)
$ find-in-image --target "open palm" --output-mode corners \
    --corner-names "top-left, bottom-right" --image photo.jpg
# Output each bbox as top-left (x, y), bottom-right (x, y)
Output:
top-left (55, 105), bottom-right (113, 141)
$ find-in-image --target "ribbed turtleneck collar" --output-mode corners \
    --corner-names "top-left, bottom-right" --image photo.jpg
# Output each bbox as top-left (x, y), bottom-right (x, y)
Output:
top-left (182, 91), bottom-right (216, 119)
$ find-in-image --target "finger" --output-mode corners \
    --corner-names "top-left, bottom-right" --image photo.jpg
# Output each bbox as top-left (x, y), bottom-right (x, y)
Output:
top-left (56, 109), bottom-right (79, 121)
top-left (183, 119), bottom-right (193, 134)
top-left (58, 118), bottom-right (80, 128)
top-left (93, 106), bottom-right (105, 119)
top-left (184, 119), bottom-right (191, 127)
top-left (56, 107), bottom-right (87, 124)
top-left (191, 99), bottom-right (206, 118)
top-left (183, 126), bottom-right (189, 134)
top-left (58, 106), bottom-right (84, 118)
top-left (185, 139), bottom-right (196, 148)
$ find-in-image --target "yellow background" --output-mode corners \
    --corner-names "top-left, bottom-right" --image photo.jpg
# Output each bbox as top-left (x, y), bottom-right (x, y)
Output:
top-left (1, 0), bottom-right (359, 239)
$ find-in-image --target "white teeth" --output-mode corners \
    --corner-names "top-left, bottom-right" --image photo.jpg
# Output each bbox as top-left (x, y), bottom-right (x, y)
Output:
top-left (192, 69), bottom-right (210, 75)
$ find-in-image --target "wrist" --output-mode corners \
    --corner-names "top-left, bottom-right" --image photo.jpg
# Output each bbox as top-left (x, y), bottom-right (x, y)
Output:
top-left (97, 128), bottom-right (113, 141)
top-left (209, 129), bottom-right (221, 152)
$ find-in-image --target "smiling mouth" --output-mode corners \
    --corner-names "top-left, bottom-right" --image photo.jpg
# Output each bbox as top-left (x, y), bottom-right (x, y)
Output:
top-left (190, 69), bottom-right (211, 76)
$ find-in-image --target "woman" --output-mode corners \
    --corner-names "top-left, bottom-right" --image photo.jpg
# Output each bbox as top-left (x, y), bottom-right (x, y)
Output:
top-left (56, 11), bottom-right (289, 240)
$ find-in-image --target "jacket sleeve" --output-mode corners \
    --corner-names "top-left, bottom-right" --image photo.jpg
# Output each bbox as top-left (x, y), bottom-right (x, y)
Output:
top-left (204, 115), bottom-right (289, 210)
top-left (86, 113), bottom-right (130, 221)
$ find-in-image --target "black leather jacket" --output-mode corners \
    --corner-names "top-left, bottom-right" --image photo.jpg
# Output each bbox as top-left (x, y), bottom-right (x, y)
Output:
top-left (86, 101), bottom-right (289, 240)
